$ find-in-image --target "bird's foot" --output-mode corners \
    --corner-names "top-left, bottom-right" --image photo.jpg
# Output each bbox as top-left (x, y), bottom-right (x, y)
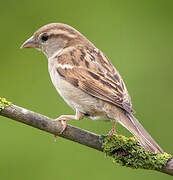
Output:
top-left (56, 115), bottom-right (75, 135)
top-left (53, 119), bottom-right (67, 142)
top-left (108, 121), bottom-right (117, 136)
top-left (57, 119), bottom-right (67, 134)
top-left (53, 113), bottom-right (83, 141)
top-left (109, 128), bottom-right (116, 136)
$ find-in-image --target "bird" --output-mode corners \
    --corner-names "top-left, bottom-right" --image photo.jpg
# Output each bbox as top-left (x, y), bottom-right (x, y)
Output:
top-left (21, 23), bottom-right (163, 154)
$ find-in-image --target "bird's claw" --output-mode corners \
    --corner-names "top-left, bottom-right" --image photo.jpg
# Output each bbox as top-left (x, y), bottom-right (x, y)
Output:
top-left (57, 119), bottom-right (67, 134)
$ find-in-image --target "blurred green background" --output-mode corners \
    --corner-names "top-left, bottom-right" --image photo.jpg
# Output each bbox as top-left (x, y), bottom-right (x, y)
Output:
top-left (0, 0), bottom-right (173, 179)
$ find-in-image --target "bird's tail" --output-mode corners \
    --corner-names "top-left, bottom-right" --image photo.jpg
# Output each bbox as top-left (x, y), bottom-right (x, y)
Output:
top-left (118, 113), bottom-right (163, 154)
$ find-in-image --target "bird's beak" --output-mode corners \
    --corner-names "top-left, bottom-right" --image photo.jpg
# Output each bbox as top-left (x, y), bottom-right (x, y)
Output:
top-left (20, 36), bottom-right (39, 48)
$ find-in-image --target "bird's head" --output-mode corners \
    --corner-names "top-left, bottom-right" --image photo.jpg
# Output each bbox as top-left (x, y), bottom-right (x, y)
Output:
top-left (21, 23), bottom-right (91, 58)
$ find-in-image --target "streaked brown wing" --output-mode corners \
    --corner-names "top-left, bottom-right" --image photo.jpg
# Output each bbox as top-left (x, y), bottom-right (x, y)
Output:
top-left (56, 47), bottom-right (135, 113)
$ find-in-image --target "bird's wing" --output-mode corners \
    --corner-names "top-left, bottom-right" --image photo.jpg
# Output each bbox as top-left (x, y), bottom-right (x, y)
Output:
top-left (56, 46), bottom-right (135, 113)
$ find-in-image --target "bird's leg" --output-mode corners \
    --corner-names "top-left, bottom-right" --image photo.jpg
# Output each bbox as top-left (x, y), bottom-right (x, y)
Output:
top-left (109, 121), bottom-right (117, 136)
top-left (55, 110), bottom-right (84, 135)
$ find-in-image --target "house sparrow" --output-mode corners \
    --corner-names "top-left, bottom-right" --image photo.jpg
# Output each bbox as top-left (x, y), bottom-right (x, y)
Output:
top-left (21, 23), bottom-right (163, 154)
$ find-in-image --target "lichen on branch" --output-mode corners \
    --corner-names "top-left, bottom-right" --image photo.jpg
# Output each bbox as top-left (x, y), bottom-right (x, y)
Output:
top-left (0, 97), bottom-right (173, 175)
top-left (0, 97), bottom-right (11, 111)
top-left (100, 134), bottom-right (172, 170)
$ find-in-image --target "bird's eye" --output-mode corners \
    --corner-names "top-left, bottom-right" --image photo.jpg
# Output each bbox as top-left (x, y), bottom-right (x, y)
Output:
top-left (40, 34), bottom-right (49, 42)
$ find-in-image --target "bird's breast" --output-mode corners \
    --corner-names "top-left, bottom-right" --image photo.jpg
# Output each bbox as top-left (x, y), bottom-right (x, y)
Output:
top-left (47, 59), bottom-right (110, 122)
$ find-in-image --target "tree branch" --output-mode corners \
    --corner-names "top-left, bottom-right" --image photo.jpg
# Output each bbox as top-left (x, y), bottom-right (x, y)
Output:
top-left (0, 104), bottom-right (172, 176)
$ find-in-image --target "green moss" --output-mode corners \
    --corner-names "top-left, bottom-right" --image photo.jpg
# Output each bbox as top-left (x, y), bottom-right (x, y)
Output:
top-left (100, 134), bottom-right (172, 170)
top-left (0, 97), bottom-right (11, 111)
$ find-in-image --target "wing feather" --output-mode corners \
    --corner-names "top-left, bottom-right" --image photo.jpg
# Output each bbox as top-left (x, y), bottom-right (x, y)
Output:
top-left (56, 47), bottom-right (135, 113)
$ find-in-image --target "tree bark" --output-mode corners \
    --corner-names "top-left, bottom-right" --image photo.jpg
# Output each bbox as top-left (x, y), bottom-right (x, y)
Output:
top-left (0, 104), bottom-right (172, 176)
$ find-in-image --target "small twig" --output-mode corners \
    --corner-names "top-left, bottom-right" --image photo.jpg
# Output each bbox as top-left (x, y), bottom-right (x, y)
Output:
top-left (0, 104), bottom-right (172, 176)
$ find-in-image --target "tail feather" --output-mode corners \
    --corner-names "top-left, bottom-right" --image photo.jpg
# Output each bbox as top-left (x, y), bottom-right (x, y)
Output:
top-left (118, 113), bottom-right (163, 154)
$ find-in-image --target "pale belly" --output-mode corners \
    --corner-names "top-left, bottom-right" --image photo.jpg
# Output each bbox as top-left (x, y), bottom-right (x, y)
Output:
top-left (48, 62), bottom-right (110, 121)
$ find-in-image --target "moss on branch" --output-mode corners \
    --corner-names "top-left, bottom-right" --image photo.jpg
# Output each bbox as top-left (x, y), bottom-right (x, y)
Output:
top-left (0, 97), bottom-right (173, 175)
top-left (0, 97), bottom-right (11, 111)
top-left (100, 134), bottom-right (172, 170)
